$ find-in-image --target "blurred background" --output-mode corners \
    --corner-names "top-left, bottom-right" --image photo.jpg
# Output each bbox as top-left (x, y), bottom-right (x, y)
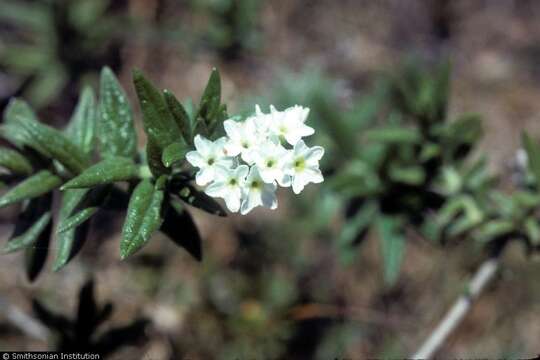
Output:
top-left (1, 0), bottom-right (540, 358)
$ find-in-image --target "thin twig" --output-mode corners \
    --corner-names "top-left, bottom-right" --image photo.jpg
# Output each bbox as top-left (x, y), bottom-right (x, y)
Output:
top-left (0, 295), bottom-right (49, 342)
top-left (411, 257), bottom-right (500, 359)
top-left (289, 303), bottom-right (415, 329)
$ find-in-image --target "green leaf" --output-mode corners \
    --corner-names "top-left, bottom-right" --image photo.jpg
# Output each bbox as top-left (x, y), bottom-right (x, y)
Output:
top-left (3, 212), bottom-right (51, 253)
top-left (3, 195), bottom-right (52, 253)
top-left (0, 170), bottom-right (61, 208)
top-left (388, 165), bottom-right (425, 185)
top-left (120, 179), bottom-right (165, 259)
top-left (525, 218), bottom-right (540, 246)
top-left (1, 98), bottom-right (46, 151)
top-left (162, 141), bottom-right (189, 168)
top-left (177, 185), bottom-right (226, 216)
top-left (365, 126), bottom-right (421, 144)
top-left (25, 221), bottom-right (53, 282)
top-left (376, 216), bottom-right (406, 286)
top-left (56, 185), bottom-right (110, 234)
top-left (4, 111), bottom-right (90, 174)
top-left (523, 132), bottom-right (540, 185)
top-left (160, 200), bottom-right (202, 261)
top-left (475, 220), bottom-right (514, 243)
top-left (163, 89), bottom-right (192, 144)
top-left (4, 98), bottom-right (38, 124)
top-left (57, 208), bottom-right (97, 234)
top-left (0, 147), bottom-right (33, 175)
top-left (196, 68), bottom-right (221, 133)
top-left (337, 202), bottom-right (377, 265)
top-left (61, 157), bottom-right (138, 190)
top-left (66, 86), bottom-right (97, 156)
top-left (447, 114), bottom-right (482, 144)
top-left (3, 98), bottom-right (38, 125)
top-left (132, 70), bottom-right (183, 152)
top-left (146, 139), bottom-right (170, 178)
top-left (53, 189), bottom-right (91, 271)
top-left (22, 194), bottom-right (53, 282)
top-left (98, 67), bottom-right (138, 159)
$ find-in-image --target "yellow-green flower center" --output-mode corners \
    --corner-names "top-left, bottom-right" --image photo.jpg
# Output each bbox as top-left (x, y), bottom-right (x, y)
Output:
top-left (294, 158), bottom-right (305, 171)
top-left (250, 180), bottom-right (261, 189)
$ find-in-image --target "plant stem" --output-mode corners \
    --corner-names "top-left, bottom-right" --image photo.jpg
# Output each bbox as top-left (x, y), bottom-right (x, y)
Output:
top-left (411, 257), bottom-right (500, 359)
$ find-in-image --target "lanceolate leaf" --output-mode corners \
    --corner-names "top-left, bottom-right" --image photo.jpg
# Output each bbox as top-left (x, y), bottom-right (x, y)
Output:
top-left (8, 113), bottom-right (90, 174)
top-left (523, 132), bottom-right (540, 185)
top-left (176, 185), bottom-right (226, 216)
top-left (3, 195), bottom-right (52, 253)
top-left (61, 157), bottom-right (138, 190)
top-left (56, 185), bottom-right (110, 234)
top-left (3, 212), bottom-right (51, 253)
top-left (54, 189), bottom-right (90, 271)
top-left (57, 207), bottom-right (97, 234)
top-left (0, 147), bottom-right (33, 175)
top-left (0, 170), bottom-right (61, 208)
top-left (376, 215), bottom-right (406, 286)
top-left (197, 68), bottom-right (221, 131)
top-left (160, 200), bottom-right (202, 261)
top-left (3, 98), bottom-right (39, 125)
top-left (163, 90), bottom-right (192, 144)
top-left (98, 67), bottom-right (138, 159)
top-left (162, 141), bottom-right (189, 168)
top-left (21, 194), bottom-right (54, 282)
top-left (66, 86), bottom-right (97, 156)
top-left (120, 179), bottom-right (165, 259)
top-left (146, 139), bottom-right (170, 178)
top-left (1, 98), bottom-right (49, 153)
top-left (132, 70), bottom-right (183, 152)
top-left (25, 220), bottom-right (53, 282)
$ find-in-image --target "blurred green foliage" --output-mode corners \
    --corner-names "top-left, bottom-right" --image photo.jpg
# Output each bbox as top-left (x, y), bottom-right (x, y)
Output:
top-left (253, 61), bottom-right (540, 286)
top-left (191, 0), bottom-right (262, 59)
top-left (0, 0), bottom-right (126, 108)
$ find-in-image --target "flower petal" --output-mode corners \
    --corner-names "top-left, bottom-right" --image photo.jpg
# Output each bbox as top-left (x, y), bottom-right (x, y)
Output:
top-left (205, 181), bottom-right (227, 197)
top-left (305, 167), bottom-right (324, 183)
top-left (241, 190), bottom-right (262, 215)
top-left (194, 134), bottom-right (212, 156)
top-left (277, 174), bottom-right (292, 187)
top-left (293, 140), bottom-right (309, 156)
top-left (195, 167), bottom-right (214, 186)
top-left (305, 146), bottom-right (325, 163)
top-left (224, 120), bottom-right (241, 140)
top-left (224, 191), bottom-right (241, 212)
top-left (235, 164), bottom-right (249, 180)
top-left (261, 184), bottom-right (278, 209)
top-left (292, 174), bottom-right (306, 194)
top-left (186, 151), bottom-right (205, 168)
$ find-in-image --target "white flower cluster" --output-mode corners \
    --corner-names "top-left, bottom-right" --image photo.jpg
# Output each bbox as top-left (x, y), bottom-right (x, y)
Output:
top-left (186, 105), bottom-right (325, 214)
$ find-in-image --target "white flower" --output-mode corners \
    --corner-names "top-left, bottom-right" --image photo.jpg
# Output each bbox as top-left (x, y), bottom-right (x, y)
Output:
top-left (284, 140), bottom-right (324, 194)
top-left (241, 166), bottom-right (278, 215)
top-left (204, 165), bottom-right (249, 212)
top-left (184, 103), bottom-right (324, 215)
top-left (223, 117), bottom-right (261, 164)
top-left (252, 140), bottom-right (291, 186)
top-left (263, 105), bottom-right (314, 146)
top-left (186, 135), bottom-right (234, 186)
